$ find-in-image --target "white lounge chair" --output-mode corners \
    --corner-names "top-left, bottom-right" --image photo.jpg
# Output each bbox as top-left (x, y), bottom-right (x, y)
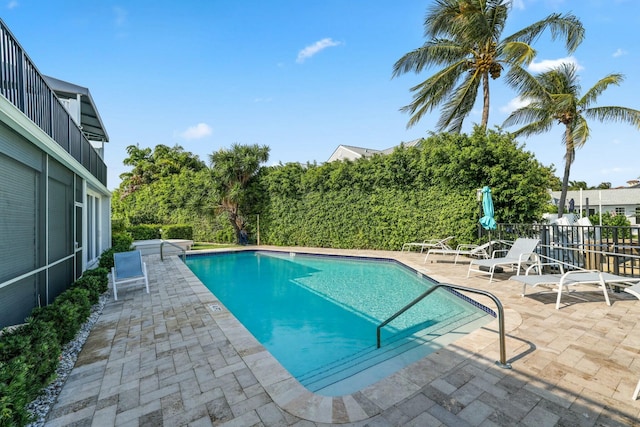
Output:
top-left (467, 238), bottom-right (539, 282)
top-left (401, 236), bottom-right (454, 253)
top-left (112, 250), bottom-right (149, 300)
top-left (510, 260), bottom-right (640, 309)
top-left (424, 241), bottom-right (492, 264)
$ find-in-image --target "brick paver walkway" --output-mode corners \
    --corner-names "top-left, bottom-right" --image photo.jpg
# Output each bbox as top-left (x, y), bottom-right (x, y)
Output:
top-left (45, 247), bottom-right (640, 426)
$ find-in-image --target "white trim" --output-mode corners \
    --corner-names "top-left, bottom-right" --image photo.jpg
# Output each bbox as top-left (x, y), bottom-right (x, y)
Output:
top-left (0, 96), bottom-right (109, 195)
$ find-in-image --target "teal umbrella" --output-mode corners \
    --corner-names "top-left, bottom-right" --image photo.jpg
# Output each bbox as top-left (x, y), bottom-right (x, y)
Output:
top-left (479, 186), bottom-right (497, 230)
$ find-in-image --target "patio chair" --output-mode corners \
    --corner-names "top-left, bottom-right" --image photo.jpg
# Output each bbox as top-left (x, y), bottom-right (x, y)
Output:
top-left (112, 250), bottom-right (149, 300)
top-left (401, 236), bottom-right (454, 253)
top-left (510, 256), bottom-right (640, 309)
top-left (467, 238), bottom-right (539, 282)
top-left (424, 241), bottom-right (493, 264)
top-left (623, 282), bottom-right (640, 300)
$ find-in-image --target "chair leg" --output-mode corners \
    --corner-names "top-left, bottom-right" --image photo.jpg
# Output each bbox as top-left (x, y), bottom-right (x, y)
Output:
top-left (633, 378), bottom-right (640, 400)
top-left (111, 267), bottom-right (118, 301)
top-left (599, 278), bottom-right (611, 306)
top-left (555, 284), bottom-right (563, 309)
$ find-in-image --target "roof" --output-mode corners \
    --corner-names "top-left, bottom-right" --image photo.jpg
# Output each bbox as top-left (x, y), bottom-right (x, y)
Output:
top-left (328, 138), bottom-right (423, 162)
top-left (43, 75), bottom-right (109, 142)
top-left (550, 188), bottom-right (640, 206)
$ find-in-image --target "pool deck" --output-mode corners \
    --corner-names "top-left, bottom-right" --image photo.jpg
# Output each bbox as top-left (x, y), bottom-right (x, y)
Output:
top-left (45, 246), bottom-right (640, 426)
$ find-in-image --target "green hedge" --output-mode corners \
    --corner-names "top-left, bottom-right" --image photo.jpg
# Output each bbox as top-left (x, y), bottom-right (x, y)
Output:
top-left (99, 233), bottom-right (134, 270)
top-left (0, 267), bottom-right (109, 426)
top-left (162, 224), bottom-right (193, 240)
top-left (127, 224), bottom-right (161, 240)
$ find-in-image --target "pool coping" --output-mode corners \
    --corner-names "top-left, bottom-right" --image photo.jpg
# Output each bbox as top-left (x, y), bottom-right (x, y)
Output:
top-left (175, 246), bottom-right (523, 424)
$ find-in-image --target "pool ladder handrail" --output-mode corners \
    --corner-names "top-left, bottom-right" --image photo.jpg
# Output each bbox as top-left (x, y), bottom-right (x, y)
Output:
top-left (160, 240), bottom-right (187, 262)
top-left (376, 283), bottom-right (512, 369)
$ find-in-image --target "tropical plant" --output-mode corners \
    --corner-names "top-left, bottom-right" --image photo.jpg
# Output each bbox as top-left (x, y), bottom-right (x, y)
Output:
top-left (392, 0), bottom-right (584, 132)
top-left (504, 63), bottom-right (640, 217)
top-left (119, 144), bottom-right (206, 195)
top-left (209, 143), bottom-right (270, 243)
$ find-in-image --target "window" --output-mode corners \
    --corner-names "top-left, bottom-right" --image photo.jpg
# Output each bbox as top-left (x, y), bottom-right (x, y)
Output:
top-left (615, 207), bottom-right (625, 216)
top-left (635, 207), bottom-right (640, 224)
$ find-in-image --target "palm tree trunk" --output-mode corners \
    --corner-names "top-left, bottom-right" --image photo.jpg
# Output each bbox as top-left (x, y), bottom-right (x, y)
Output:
top-left (557, 127), bottom-right (575, 218)
top-left (481, 73), bottom-right (490, 129)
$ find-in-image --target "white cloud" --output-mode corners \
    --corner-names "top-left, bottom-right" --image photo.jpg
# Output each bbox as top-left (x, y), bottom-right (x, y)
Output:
top-left (254, 97), bottom-right (273, 103)
top-left (7, 1), bottom-right (18, 9)
top-left (113, 6), bottom-right (127, 26)
top-left (296, 38), bottom-right (342, 63)
top-left (612, 48), bottom-right (627, 58)
top-left (500, 97), bottom-right (531, 113)
top-left (179, 123), bottom-right (213, 140)
top-left (512, 0), bottom-right (525, 10)
top-left (528, 56), bottom-right (583, 73)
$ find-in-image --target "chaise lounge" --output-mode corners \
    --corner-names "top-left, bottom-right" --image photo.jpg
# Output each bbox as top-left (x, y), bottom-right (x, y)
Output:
top-left (401, 236), bottom-right (454, 253)
top-left (424, 241), bottom-right (493, 264)
top-left (467, 238), bottom-right (539, 282)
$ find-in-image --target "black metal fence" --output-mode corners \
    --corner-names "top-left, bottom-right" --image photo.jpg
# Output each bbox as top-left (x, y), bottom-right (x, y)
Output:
top-left (481, 223), bottom-right (640, 277)
top-left (0, 19), bottom-right (107, 186)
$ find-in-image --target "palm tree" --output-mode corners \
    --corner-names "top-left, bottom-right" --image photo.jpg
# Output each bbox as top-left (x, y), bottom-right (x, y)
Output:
top-left (504, 63), bottom-right (640, 217)
top-left (209, 143), bottom-right (270, 243)
top-left (392, 0), bottom-right (584, 132)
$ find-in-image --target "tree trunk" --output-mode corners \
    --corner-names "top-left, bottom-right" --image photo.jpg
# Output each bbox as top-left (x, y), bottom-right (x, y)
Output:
top-left (481, 73), bottom-right (490, 130)
top-left (557, 127), bottom-right (575, 219)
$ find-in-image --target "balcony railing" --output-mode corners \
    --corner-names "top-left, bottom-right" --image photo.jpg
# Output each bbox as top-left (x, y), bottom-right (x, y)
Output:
top-left (0, 19), bottom-right (106, 186)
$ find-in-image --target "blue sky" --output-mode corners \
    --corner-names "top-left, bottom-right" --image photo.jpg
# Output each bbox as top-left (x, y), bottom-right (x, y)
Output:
top-left (3, 0), bottom-right (639, 190)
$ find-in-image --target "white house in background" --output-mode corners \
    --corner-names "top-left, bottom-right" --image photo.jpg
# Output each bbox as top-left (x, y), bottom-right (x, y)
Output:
top-left (550, 187), bottom-right (640, 226)
top-left (328, 138), bottom-right (423, 162)
top-left (0, 19), bottom-right (111, 328)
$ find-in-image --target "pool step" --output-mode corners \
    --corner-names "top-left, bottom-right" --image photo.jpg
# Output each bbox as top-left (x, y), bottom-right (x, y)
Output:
top-left (298, 312), bottom-right (485, 394)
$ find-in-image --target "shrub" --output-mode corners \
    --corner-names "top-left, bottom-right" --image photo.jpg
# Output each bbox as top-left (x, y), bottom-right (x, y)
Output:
top-left (111, 219), bottom-right (126, 234)
top-left (30, 288), bottom-right (91, 344)
top-left (0, 320), bottom-right (60, 426)
top-left (100, 234), bottom-right (134, 269)
top-left (73, 275), bottom-right (102, 305)
top-left (127, 224), bottom-right (160, 240)
top-left (81, 268), bottom-right (109, 294)
top-left (0, 356), bottom-right (33, 427)
top-left (112, 233), bottom-right (134, 252)
top-left (0, 267), bottom-right (105, 427)
top-left (98, 248), bottom-right (116, 270)
top-left (162, 224), bottom-right (193, 240)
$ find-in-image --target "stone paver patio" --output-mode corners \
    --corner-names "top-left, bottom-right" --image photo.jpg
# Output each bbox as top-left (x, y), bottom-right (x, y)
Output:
top-left (45, 247), bottom-right (640, 426)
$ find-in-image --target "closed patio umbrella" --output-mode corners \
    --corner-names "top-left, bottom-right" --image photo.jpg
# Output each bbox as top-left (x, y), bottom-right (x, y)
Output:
top-left (480, 186), bottom-right (497, 230)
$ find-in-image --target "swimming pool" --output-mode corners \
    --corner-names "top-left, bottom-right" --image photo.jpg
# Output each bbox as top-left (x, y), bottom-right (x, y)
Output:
top-left (186, 250), bottom-right (493, 395)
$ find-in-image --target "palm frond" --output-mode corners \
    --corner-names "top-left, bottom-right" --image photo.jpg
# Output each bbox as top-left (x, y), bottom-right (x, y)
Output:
top-left (579, 73), bottom-right (624, 107)
top-left (505, 13), bottom-right (584, 53)
top-left (571, 115), bottom-right (590, 150)
top-left (437, 70), bottom-right (482, 132)
top-left (584, 106), bottom-right (640, 128)
top-left (500, 41), bottom-right (536, 66)
top-left (504, 64), bottom-right (548, 100)
top-left (503, 104), bottom-right (553, 135)
top-left (400, 61), bottom-right (468, 128)
top-left (392, 39), bottom-right (468, 77)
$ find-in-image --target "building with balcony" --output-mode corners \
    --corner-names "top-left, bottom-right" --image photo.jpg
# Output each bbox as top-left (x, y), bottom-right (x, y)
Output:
top-left (0, 19), bottom-right (111, 328)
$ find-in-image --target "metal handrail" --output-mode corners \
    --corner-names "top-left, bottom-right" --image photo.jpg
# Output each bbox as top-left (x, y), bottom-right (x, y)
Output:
top-left (376, 283), bottom-right (512, 369)
top-left (160, 240), bottom-right (186, 262)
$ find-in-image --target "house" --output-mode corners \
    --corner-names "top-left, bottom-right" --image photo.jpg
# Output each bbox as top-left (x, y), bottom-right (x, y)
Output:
top-left (550, 187), bottom-right (640, 226)
top-left (327, 138), bottom-right (423, 162)
top-left (0, 19), bottom-right (111, 328)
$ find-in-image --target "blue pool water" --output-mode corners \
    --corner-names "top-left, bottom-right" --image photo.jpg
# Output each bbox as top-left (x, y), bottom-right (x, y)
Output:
top-left (186, 251), bottom-right (492, 395)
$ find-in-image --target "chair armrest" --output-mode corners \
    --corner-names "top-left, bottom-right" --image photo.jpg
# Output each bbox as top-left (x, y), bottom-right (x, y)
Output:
top-left (524, 261), bottom-right (564, 275)
top-left (456, 244), bottom-right (479, 250)
top-left (491, 249), bottom-right (509, 258)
